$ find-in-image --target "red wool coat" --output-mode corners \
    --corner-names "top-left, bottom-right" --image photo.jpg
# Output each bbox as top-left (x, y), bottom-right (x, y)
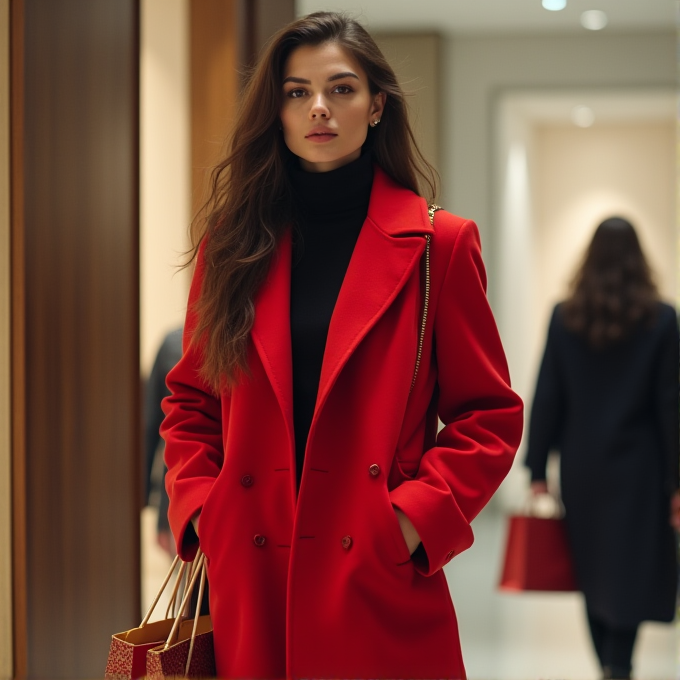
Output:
top-left (161, 167), bottom-right (523, 679)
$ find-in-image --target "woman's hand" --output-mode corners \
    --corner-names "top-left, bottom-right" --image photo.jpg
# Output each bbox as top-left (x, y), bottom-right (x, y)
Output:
top-left (191, 511), bottom-right (201, 537)
top-left (394, 507), bottom-right (421, 555)
top-left (530, 480), bottom-right (549, 496)
top-left (670, 492), bottom-right (680, 531)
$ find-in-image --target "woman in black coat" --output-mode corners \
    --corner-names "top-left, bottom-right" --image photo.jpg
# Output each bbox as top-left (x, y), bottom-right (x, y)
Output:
top-left (526, 217), bottom-right (680, 680)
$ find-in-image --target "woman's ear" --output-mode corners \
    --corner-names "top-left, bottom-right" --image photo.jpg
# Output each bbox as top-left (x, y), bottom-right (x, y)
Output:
top-left (372, 92), bottom-right (387, 119)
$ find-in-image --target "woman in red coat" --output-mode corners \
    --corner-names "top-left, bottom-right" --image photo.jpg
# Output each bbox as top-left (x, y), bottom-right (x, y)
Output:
top-left (161, 11), bottom-right (523, 679)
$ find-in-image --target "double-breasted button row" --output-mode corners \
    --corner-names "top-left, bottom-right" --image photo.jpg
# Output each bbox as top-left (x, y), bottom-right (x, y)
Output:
top-left (254, 534), bottom-right (355, 550)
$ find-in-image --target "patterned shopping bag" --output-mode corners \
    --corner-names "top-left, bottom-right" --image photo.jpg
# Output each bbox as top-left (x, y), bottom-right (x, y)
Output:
top-left (105, 554), bottom-right (204, 679)
top-left (146, 552), bottom-right (215, 679)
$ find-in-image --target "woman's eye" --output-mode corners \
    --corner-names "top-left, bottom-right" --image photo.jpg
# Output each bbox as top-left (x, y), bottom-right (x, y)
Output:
top-left (287, 88), bottom-right (306, 99)
top-left (333, 85), bottom-right (353, 94)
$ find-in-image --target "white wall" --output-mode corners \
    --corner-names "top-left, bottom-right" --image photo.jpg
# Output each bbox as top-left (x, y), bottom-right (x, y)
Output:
top-left (140, 0), bottom-right (191, 375)
top-left (0, 0), bottom-right (12, 675)
top-left (534, 121), bottom-right (675, 303)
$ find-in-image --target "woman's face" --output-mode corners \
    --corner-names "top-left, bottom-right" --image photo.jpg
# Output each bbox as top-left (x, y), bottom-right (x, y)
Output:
top-left (280, 42), bottom-right (386, 173)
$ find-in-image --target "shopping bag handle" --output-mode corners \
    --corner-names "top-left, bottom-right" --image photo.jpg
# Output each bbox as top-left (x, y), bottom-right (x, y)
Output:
top-left (164, 551), bottom-right (206, 649)
top-left (185, 556), bottom-right (208, 675)
top-left (139, 554), bottom-right (181, 627)
top-left (139, 547), bottom-right (203, 628)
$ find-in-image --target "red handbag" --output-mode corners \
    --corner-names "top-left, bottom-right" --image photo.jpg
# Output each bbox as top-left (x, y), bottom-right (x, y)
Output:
top-left (499, 502), bottom-right (578, 592)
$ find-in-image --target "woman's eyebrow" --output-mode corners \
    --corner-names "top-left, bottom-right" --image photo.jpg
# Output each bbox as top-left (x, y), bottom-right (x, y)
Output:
top-left (328, 71), bottom-right (359, 82)
top-left (282, 71), bottom-right (360, 85)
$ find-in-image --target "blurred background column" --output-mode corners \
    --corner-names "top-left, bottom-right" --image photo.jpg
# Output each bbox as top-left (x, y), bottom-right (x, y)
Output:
top-left (10, 0), bottom-right (140, 677)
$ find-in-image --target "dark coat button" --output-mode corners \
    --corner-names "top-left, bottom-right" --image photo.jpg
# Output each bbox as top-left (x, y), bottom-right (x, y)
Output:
top-left (253, 534), bottom-right (266, 547)
top-left (368, 464), bottom-right (381, 477)
top-left (241, 474), bottom-right (254, 487)
top-left (341, 535), bottom-right (353, 550)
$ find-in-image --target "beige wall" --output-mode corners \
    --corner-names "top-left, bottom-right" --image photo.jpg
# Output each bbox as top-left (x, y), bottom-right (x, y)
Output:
top-left (534, 120), bottom-right (676, 312)
top-left (374, 34), bottom-right (440, 173)
top-left (0, 0), bottom-right (12, 674)
top-left (444, 32), bottom-right (675, 268)
top-left (140, 0), bottom-right (191, 375)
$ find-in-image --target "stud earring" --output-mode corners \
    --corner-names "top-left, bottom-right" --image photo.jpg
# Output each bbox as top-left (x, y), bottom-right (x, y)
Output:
top-left (370, 118), bottom-right (381, 127)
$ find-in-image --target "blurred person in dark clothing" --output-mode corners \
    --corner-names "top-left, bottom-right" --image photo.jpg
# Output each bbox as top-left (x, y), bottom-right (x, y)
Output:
top-left (145, 326), bottom-right (183, 556)
top-left (526, 217), bottom-right (680, 680)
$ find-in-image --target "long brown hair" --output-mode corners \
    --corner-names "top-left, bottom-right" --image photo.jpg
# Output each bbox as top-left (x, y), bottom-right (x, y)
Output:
top-left (562, 217), bottom-right (659, 348)
top-left (189, 11), bottom-right (439, 391)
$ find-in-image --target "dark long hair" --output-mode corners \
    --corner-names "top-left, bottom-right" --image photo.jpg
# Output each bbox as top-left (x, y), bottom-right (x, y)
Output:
top-left (561, 217), bottom-right (659, 348)
top-left (189, 11), bottom-right (439, 391)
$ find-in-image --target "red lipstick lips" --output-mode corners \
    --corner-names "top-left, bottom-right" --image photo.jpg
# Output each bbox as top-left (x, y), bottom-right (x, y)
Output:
top-left (306, 127), bottom-right (337, 142)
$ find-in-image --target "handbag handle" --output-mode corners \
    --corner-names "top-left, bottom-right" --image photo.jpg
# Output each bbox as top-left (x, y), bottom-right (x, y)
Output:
top-left (410, 204), bottom-right (442, 393)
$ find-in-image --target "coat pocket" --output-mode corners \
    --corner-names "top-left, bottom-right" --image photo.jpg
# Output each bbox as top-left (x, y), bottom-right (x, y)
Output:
top-left (194, 477), bottom-right (221, 560)
top-left (378, 492), bottom-right (413, 567)
top-left (395, 458), bottom-right (420, 480)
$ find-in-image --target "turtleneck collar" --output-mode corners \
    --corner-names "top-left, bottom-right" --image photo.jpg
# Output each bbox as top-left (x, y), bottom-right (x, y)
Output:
top-left (288, 151), bottom-right (374, 223)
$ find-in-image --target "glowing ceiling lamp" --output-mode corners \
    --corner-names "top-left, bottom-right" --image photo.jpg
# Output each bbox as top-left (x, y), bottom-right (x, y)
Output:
top-left (581, 10), bottom-right (608, 30)
top-left (572, 106), bottom-right (595, 128)
top-left (542, 0), bottom-right (567, 10)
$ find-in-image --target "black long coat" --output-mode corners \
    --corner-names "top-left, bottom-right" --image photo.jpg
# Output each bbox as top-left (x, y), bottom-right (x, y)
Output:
top-left (526, 302), bottom-right (679, 627)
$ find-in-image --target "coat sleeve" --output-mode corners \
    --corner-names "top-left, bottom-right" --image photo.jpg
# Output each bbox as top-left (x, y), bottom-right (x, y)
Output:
top-left (160, 246), bottom-right (226, 560)
top-left (524, 305), bottom-right (566, 482)
top-left (389, 218), bottom-right (524, 576)
top-left (652, 305), bottom-right (679, 496)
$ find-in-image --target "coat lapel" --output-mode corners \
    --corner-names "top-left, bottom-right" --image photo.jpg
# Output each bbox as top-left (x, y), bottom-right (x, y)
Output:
top-left (251, 230), bottom-right (295, 460)
top-left (249, 168), bottom-right (434, 471)
top-left (315, 167), bottom-right (434, 415)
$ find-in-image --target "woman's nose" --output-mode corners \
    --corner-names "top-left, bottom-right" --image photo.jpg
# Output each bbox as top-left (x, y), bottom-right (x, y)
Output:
top-left (309, 94), bottom-right (330, 119)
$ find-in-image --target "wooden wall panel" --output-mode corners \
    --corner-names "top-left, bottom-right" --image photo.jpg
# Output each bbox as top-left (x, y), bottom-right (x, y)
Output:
top-left (242, 0), bottom-right (296, 67)
top-left (190, 0), bottom-right (240, 216)
top-left (13, 0), bottom-right (140, 676)
top-left (0, 0), bottom-right (12, 675)
top-left (190, 0), bottom-right (295, 216)
top-left (10, 1), bottom-right (28, 674)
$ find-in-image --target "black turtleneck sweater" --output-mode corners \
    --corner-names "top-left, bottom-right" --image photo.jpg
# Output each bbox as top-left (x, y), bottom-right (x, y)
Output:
top-left (289, 153), bottom-right (374, 488)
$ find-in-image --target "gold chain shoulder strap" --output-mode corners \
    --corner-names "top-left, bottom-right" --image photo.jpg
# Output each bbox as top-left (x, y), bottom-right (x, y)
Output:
top-left (410, 204), bottom-right (443, 393)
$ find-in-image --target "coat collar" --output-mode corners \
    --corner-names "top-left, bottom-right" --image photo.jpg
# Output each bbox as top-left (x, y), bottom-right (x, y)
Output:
top-left (315, 167), bottom-right (432, 410)
top-left (250, 166), bottom-right (432, 476)
top-left (364, 165), bottom-right (434, 239)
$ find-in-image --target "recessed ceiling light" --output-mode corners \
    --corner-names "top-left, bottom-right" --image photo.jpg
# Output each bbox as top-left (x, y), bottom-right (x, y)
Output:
top-left (572, 106), bottom-right (595, 128)
top-left (542, 0), bottom-right (567, 10)
top-left (581, 10), bottom-right (608, 30)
